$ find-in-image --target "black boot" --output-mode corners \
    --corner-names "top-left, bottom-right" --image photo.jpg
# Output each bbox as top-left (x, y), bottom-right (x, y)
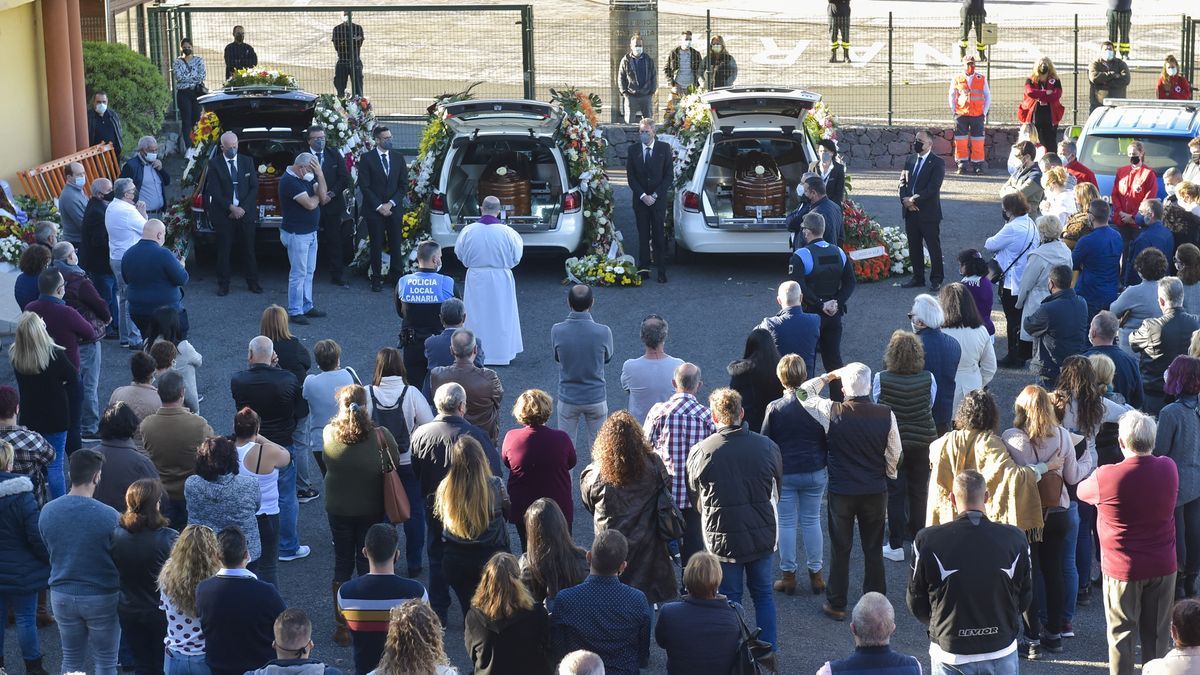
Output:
top-left (978, 50), bottom-right (987, 62)
top-left (829, 51), bottom-right (839, 63)
top-left (843, 47), bottom-right (851, 63)
top-left (25, 657), bottom-right (50, 675)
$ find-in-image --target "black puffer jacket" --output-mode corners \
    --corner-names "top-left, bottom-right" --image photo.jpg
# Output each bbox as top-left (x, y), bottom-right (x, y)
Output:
top-left (0, 472), bottom-right (50, 594)
top-left (686, 425), bottom-right (782, 564)
top-left (1131, 307), bottom-right (1200, 402)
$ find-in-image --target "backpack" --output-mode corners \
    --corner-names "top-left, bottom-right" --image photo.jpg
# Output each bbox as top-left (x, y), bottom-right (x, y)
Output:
top-left (368, 385), bottom-right (412, 456)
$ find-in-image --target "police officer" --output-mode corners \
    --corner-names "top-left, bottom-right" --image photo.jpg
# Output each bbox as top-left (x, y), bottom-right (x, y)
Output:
top-left (787, 212), bottom-right (856, 400)
top-left (828, 0), bottom-right (851, 64)
top-left (950, 55), bottom-right (991, 175)
top-left (396, 240), bottom-right (455, 390)
top-left (960, 0), bottom-right (987, 61)
top-left (307, 125), bottom-right (352, 287)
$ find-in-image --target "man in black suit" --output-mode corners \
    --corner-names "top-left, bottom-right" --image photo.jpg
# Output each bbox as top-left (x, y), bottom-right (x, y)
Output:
top-left (205, 131), bottom-right (260, 296)
top-left (307, 125), bottom-right (352, 287)
top-left (357, 126), bottom-right (407, 292)
top-left (626, 118), bottom-right (673, 283)
top-left (898, 130), bottom-right (945, 290)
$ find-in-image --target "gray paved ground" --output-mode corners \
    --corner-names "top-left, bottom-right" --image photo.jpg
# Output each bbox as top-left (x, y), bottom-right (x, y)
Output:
top-left (1, 168), bottom-right (1116, 673)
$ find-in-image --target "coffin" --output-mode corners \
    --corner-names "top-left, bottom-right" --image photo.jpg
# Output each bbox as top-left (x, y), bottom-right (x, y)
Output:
top-left (479, 152), bottom-right (532, 216)
top-left (732, 151), bottom-right (786, 219)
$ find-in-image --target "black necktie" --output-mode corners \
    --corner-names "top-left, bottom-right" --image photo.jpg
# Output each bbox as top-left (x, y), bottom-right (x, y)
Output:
top-left (228, 159), bottom-right (238, 205)
top-left (381, 152), bottom-right (390, 176)
top-left (643, 146), bottom-right (650, 164)
top-left (914, 157), bottom-right (924, 180)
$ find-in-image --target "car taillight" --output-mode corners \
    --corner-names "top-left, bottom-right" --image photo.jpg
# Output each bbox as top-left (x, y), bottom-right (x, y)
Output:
top-left (562, 190), bottom-right (581, 213)
top-left (191, 192), bottom-right (204, 210)
top-left (430, 193), bottom-right (447, 215)
top-left (682, 190), bottom-right (701, 212)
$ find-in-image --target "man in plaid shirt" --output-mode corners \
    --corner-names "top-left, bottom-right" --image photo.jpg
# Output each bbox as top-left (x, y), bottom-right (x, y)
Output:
top-left (0, 386), bottom-right (55, 506)
top-left (644, 362), bottom-right (714, 565)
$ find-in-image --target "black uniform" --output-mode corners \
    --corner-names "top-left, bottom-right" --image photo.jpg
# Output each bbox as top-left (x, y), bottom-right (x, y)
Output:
top-left (828, 0), bottom-right (852, 62)
top-left (332, 20), bottom-right (365, 97)
top-left (396, 269), bottom-right (455, 395)
top-left (788, 241), bottom-right (855, 400)
top-left (960, 0), bottom-right (987, 59)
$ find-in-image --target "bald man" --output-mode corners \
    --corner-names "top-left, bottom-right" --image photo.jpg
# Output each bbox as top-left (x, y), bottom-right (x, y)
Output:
top-left (206, 130), bottom-right (260, 296)
top-left (120, 218), bottom-right (189, 341)
top-left (58, 161), bottom-right (89, 247)
top-left (429, 328), bottom-right (503, 444)
top-left (759, 280), bottom-right (821, 376)
top-left (458, 195), bottom-right (524, 365)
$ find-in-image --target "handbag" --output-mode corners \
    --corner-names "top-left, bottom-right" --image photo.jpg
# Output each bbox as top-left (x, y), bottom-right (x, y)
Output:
top-left (729, 601), bottom-right (777, 674)
top-left (1034, 431), bottom-right (1065, 510)
top-left (376, 427), bottom-right (411, 524)
top-left (640, 474), bottom-right (685, 541)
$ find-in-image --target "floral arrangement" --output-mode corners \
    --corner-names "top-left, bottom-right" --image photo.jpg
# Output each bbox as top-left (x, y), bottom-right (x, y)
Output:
top-left (840, 199), bottom-right (892, 283)
top-left (660, 91), bottom-right (712, 189)
top-left (881, 225), bottom-right (919, 277)
top-left (0, 215), bottom-right (35, 265)
top-left (14, 196), bottom-right (58, 223)
top-left (160, 198), bottom-right (193, 258)
top-left (183, 111), bottom-right (222, 187)
top-left (314, 94), bottom-right (377, 169)
top-left (551, 88), bottom-right (621, 263)
top-left (565, 254), bottom-right (642, 287)
top-left (224, 68), bottom-right (298, 89)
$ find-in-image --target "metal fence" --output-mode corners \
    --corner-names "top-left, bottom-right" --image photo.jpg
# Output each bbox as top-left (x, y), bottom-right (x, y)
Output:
top-left (116, 4), bottom-right (1196, 129)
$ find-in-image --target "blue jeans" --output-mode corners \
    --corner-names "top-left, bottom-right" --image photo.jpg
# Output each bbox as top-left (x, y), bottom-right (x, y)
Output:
top-left (777, 469), bottom-right (827, 573)
top-left (43, 430), bottom-right (67, 500)
top-left (1063, 501), bottom-right (1081, 624)
top-left (278, 445), bottom-right (301, 556)
top-left (719, 556), bottom-right (777, 650)
top-left (247, 512), bottom-right (280, 587)
top-left (292, 418), bottom-right (319, 492)
top-left (91, 272), bottom-right (118, 335)
top-left (110, 257), bottom-right (143, 345)
top-left (279, 230), bottom-right (317, 317)
top-left (0, 592), bottom-right (40, 660)
top-left (398, 463), bottom-right (425, 573)
top-left (78, 341), bottom-right (102, 435)
top-left (51, 590), bottom-right (122, 675)
top-left (164, 650), bottom-right (210, 675)
top-left (930, 650), bottom-right (1018, 674)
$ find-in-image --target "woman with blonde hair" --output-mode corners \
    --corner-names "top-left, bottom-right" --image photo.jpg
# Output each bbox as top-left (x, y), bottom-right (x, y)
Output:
top-left (1062, 181), bottom-right (1100, 249)
top-left (158, 524), bottom-right (221, 672)
top-left (112, 478), bottom-right (178, 673)
top-left (655, 552), bottom-right (744, 674)
top-left (581, 410), bottom-right (679, 604)
top-left (434, 435), bottom-right (510, 613)
top-left (9, 311), bottom-right (76, 500)
top-left (1040, 167), bottom-right (1076, 225)
top-left (323, 383), bottom-right (400, 646)
top-left (1191, 329), bottom-right (1200, 358)
top-left (1003, 385), bottom-right (1095, 654)
top-left (369, 599), bottom-right (457, 675)
top-left (1016, 215), bottom-right (1073, 352)
top-left (464, 552), bottom-right (551, 675)
top-left (502, 388), bottom-right (576, 548)
top-left (1018, 56), bottom-right (1064, 149)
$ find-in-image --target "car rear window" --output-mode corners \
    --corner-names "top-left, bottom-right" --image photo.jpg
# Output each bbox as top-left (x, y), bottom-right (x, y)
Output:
top-left (1079, 134), bottom-right (1192, 175)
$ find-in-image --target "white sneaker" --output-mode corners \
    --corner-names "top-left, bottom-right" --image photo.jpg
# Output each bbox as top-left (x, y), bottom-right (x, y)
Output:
top-left (882, 544), bottom-right (905, 562)
top-left (279, 545), bottom-right (311, 562)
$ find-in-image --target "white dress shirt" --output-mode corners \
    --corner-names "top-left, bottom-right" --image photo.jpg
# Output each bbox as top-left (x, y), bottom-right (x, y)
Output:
top-left (104, 198), bottom-right (147, 260)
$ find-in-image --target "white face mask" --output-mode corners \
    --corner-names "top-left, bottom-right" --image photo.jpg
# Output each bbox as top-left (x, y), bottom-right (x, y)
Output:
top-left (1007, 155), bottom-right (1022, 176)
top-left (681, 40), bottom-right (691, 49)
top-left (144, 152), bottom-right (158, 162)
top-left (303, 172), bottom-right (315, 182)
top-left (1104, 50), bottom-right (1115, 60)
top-left (632, 45), bottom-right (643, 56)
top-left (712, 44), bottom-right (723, 53)
top-left (1166, 184), bottom-right (1177, 196)
top-left (72, 176), bottom-right (85, 187)
top-left (1168, 66), bottom-right (1179, 76)
top-left (94, 103), bottom-right (107, 115)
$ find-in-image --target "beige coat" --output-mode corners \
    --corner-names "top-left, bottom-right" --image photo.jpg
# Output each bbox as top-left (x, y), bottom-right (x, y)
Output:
top-left (927, 429), bottom-right (1044, 534)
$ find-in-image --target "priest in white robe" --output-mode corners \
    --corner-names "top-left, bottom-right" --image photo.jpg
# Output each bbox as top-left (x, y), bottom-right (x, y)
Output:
top-left (458, 195), bottom-right (524, 365)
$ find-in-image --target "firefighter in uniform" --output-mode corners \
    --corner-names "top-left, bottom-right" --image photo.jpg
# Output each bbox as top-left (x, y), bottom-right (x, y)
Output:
top-left (787, 211), bottom-right (856, 401)
top-left (396, 240), bottom-right (456, 392)
top-left (959, 0), bottom-right (987, 61)
top-left (828, 0), bottom-right (852, 64)
top-left (1107, 0), bottom-right (1132, 58)
top-left (950, 55), bottom-right (991, 175)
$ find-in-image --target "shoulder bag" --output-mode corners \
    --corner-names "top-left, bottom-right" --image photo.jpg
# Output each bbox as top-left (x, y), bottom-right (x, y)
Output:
top-left (729, 601), bottom-right (777, 674)
top-left (639, 473), bottom-right (685, 542)
top-left (376, 427), bottom-right (411, 524)
top-left (987, 231), bottom-right (1035, 286)
top-left (1034, 431), bottom-right (1065, 510)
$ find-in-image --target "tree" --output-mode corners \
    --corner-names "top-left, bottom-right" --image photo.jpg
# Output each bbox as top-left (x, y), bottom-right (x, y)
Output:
top-left (83, 41), bottom-right (171, 155)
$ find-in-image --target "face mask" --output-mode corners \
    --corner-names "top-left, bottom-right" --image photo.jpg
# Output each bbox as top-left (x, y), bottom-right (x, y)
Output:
top-left (712, 45), bottom-right (723, 53)
top-left (102, 191), bottom-right (114, 202)
top-left (1193, 151), bottom-right (1200, 162)
top-left (303, 172), bottom-right (315, 182)
top-left (144, 152), bottom-right (157, 162)
top-left (912, 140), bottom-right (924, 154)
top-left (222, 146), bottom-right (237, 159)
top-left (1129, 155), bottom-right (1141, 165)
top-left (341, 14), bottom-right (349, 22)
top-left (378, 139), bottom-right (393, 151)
top-left (639, 131), bottom-right (652, 144)
top-left (821, 151), bottom-right (833, 163)
top-left (1104, 50), bottom-right (1115, 60)
top-left (94, 103), bottom-right (107, 115)
top-left (310, 139), bottom-right (325, 154)
top-left (182, 48), bottom-right (193, 55)
top-left (1166, 184), bottom-right (1178, 196)
top-left (1001, 209), bottom-right (1009, 221)
top-left (1168, 66), bottom-right (1179, 76)
top-left (1007, 155), bottom-right (1021, 176)
top-left (72, 176), bottom-right (85, 187)
top-left (632, 46), bottom-right (643, 56)
top-left (681, 40), bottom-right (692, 49)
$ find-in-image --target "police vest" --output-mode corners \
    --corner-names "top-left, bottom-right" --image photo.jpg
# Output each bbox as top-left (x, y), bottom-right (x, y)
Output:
top-left (953, 73), bottom-right (987, 117)
top-left (397, 271), bottom-right (454, 333)
top-left (805, 243), bottom-right (844, 301)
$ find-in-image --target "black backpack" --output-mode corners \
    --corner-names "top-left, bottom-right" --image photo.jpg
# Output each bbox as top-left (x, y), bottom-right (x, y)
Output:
top-left (368, 385), bottom-right (412, 456)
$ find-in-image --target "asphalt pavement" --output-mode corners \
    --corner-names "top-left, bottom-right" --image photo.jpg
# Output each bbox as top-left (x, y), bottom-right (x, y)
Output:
top-left (1, 168), bottom-right (1115, 673)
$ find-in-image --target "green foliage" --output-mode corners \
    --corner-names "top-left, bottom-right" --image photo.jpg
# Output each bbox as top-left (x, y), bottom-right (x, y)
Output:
top-left (83, 41), bottom-right (170, 154)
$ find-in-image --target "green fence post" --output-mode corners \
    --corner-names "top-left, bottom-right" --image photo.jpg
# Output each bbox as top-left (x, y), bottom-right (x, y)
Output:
top-left (706, 10), bottom-right (712, 90)
top-left (522, 5), bottom-right (536, 100)
top-left (887, 12), bottom-right (893, 126)
top-left (1073, 14), bottom-right (1079, 127)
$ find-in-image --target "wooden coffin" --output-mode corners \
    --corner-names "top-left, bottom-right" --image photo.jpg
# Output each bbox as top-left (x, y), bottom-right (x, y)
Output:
top-left (479, 153), bottom-right (532, 216)
top-left (260, 175), bottom-right (281, 219)
top-left (732, 150), bottom-right (786, 219)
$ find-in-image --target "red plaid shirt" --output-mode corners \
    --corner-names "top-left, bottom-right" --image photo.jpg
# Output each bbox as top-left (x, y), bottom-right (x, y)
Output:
top-left (0, 425), bottom-right (55, 506)
top-left (645, 392), bottom-right (716, 509)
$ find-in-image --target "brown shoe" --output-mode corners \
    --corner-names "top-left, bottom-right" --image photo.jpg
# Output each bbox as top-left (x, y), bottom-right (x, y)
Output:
top-left (332, 581), bottom-right (352, 647)
top-left (822, 602), bottom-right (847, 621)
top-left (773, 571), bottom-right (797, 595)
top-left (809, 569), bottom-right (826, 594)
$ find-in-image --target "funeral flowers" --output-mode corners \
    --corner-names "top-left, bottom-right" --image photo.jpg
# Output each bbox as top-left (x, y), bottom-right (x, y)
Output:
top-left (661, 91), bottom-right (712, 189)
top-left (225, 68), bottom-right (298, 89)
top-left (551, 87), bottom-right (619, 261)
top-left (565, 254), bottom-right (642, 287)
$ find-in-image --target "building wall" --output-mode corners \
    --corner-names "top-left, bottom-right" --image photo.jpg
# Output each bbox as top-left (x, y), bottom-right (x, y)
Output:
top-left (0, 1), bottom-right (50, 191)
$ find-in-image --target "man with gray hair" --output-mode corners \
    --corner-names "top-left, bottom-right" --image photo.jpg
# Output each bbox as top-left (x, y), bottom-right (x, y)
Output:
top-left (1083, 310), bottom-right (1144, 409)
top-left (800, 363), bottom-right (900, 621)
top-left (104, 176), bottom-right (146, 347)
top-left (118, 135), bottom-right (169, 215)
top-left (140, 368), bottom-right (215, 529)
top-left (410, 382), bottom-right (502, 624)
top-left (558, 650), bottom-right (605, 675)
top-left (645, 361), bottom-right (714, 565)
top-left (58, 162), bottom-right (88, 248)
top-left (278, 152), bottom-right (329, 325)
top-left (819, 592), bottom-right (920, 674)
top-left (422, 297), bottom-right (485, 400)
top-left (50, 241), bottom-right (111, 439)
top-left (205, 130), bottom-right (261, 296)
top-left (1079, 410), bottom-right (1179, 674)
top-left (621, 314), bottom-right (683, 425)
top-left (33, 221), bottom-right (58, 250)
top-left (1131, 276), bottom-right (1200, 413)
top-left (1023, 263), bottom-right (1088, 388)
top-left (457, 195), bottom-right (524, 365)
top-left (429, 329), bottom-right (503, 444)
top-left (1125, 198), bottom-right (1173, 288)
top-left (1058, 138), bottom-right (1097, 187)
top-left (759, 280), bottom-right (820, 376)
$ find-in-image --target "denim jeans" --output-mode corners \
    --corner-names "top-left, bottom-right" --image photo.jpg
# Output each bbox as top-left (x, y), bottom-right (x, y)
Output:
top-left (719, 556), bottom-right (777, 649)
top-left (1062, 501), bottom-right (1081, 624)
top-left (164, 651), bottom-right (210, 675)
top-left (247, 513), bottom-right (280, 587)
top-left (110, 257), bottom-right (143, 345)
top-left (1077, 500), bottom-right (1097, 593)
top-left (0, 592), bottom-right (40, 660)
top-left (558, 401), bottom-right (607, 456)
top-left (398, 463), bottom-right (425, 574)
top-left (78, 341), bottom-right (102, 435)
top-left (427, 511), bottom-right (451, 621)
top-left (279, 230), bottom-right (317, 317)
top-left (43, 430), bottom-right (67, 500)
top-left (51, 590), bottom-right (122, 675)
top-left (277, 446), bottom-right (301, 556)
top-left (292, 418), bottom-right (319, 492)
top-left (930, 650), bottom-right (1019, 674)
top-left (91, 272), bottom-right (118, 335)
top-left (777, 469), bottom-right (827, 573)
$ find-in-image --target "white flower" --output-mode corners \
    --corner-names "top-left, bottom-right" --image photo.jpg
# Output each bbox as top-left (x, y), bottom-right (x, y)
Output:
top-left (583, 210), bottom-right (592, 217)
top-left (754, 165), bottom-right (766, 175)
top-left (257, 164), bottom-right (268, 173)
top-left (598, 215), bottom-right (607, 224)
top-left (614, 266), bottom-right (625, 275)
top-left (496, 166), bottom-right (509, 176)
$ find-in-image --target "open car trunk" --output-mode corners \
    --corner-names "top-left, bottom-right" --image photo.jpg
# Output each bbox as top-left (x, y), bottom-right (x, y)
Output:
top-left (445, 136), bottom-right (566, 232)
top-left (702, 135), bottom-right (809, 230)
top-left (238, 136), bottom-right (310, 224)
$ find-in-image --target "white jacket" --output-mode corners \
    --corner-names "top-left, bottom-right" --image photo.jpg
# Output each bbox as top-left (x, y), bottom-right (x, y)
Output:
top-left (1015, 240), bottom-right (1073, 341)
top-left (984, 215), bottom-right (1038, 293)
top-left (943, 325), bottom-right (997, 413)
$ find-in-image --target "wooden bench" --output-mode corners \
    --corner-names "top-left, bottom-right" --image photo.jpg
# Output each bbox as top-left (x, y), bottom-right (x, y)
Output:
top-left (17, 143), bottom-right (121, 202)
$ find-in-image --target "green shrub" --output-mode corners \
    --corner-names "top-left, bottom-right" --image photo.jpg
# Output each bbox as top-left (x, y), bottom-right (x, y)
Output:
top-left (83, 41), bottom-right (170, 155)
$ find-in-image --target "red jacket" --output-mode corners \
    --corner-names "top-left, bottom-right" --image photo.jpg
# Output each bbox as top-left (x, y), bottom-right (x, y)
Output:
top-left (1017, 78), bottom-right (1064, 126)
top-left (1065, 159), bottom-right (1097, 187)
top-left (1157, 74), bottom-right (1193, 100)
top-left (1111, 163), bottom-right (1158, 228)
top-left (1078, 454), bottom-right (1178, 582)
